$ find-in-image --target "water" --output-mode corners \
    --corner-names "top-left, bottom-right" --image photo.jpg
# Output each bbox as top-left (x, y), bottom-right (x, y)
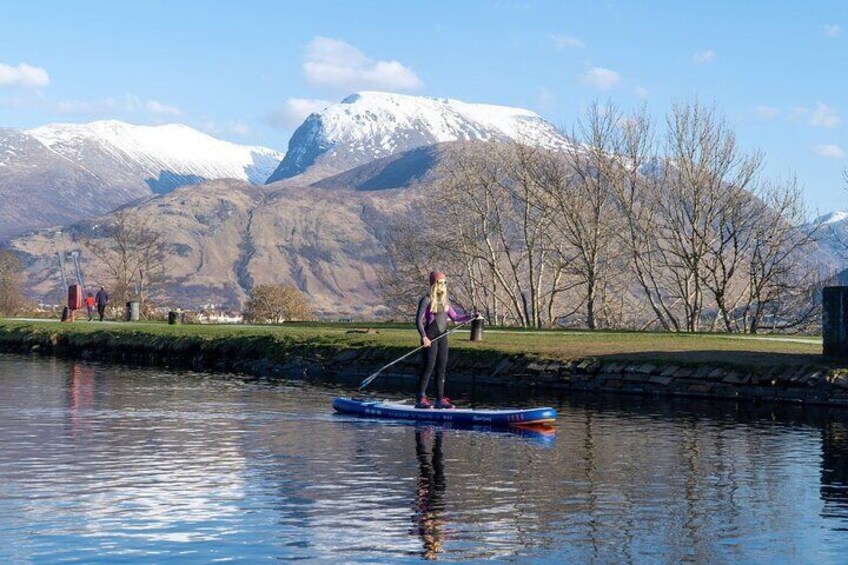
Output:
top-left (1, 354), bottom-right (848, 563)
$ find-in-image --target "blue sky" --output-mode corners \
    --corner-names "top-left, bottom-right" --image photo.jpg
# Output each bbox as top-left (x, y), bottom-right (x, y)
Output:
top-left (1, 1), bottom-right (846, 213)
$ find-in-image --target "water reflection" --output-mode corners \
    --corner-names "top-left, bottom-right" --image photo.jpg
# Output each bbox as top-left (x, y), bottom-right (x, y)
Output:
top-left (821, 421), bottom-right (848, 527)
top-left (412, 427), bottom-right (446, 560)
top-left (67, 362), bottom-right (96, 437)
top-left (5, 354), bottom-right (848, 563)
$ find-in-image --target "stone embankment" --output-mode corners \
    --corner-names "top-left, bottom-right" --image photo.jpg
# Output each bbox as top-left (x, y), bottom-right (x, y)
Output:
top-left (1, 324), bottom-right (846, 407)
top-left (493, 359), bottom-right (846, 407)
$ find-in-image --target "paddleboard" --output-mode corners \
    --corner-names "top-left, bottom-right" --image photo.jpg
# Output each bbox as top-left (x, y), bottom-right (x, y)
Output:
top-left (332, 397), bottom-right (557, 427)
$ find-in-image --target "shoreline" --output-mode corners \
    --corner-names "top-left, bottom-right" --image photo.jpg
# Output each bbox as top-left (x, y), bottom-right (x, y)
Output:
top-left (1, 320), bottom-right (847, 408)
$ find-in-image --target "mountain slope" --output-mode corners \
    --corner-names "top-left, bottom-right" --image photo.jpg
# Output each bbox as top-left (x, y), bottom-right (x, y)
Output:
top-left (10, 178), bottom-right (413, 317)
top-left (266, 91), bottom-right (568, 183)
top-left (311, 143), bottom-right (444, 191)
top-left (0, 128), bottom-right (132, 239)
top-left (807, 210), bottom-right (848, 269)
top-left (28, 120), bottom-right (284, 193)
top-left (0, 121), bottom-right (285, 239)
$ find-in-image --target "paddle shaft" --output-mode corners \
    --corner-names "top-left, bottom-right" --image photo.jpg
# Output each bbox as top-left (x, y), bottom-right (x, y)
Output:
top-left (358, 318), bottom-right (476, 391)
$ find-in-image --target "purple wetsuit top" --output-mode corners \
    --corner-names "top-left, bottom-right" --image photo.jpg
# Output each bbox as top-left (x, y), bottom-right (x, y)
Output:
top-left (416, 295), bottom-right (473, 338)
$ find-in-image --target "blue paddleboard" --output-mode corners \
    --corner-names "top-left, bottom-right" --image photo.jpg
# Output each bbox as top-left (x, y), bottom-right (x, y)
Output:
top-left (332, 397), bottom-right (556, 427)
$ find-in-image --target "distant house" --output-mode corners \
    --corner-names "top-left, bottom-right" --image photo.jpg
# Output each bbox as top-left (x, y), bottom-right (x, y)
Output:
top-left (197, 310), bottom-right (243, 324)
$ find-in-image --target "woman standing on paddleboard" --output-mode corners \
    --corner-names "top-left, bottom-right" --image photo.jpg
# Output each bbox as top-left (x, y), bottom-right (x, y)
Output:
top-left (415, 271), bottom-right (478, 409)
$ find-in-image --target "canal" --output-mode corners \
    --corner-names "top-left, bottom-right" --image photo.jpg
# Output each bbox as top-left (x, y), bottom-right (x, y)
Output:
top-left (1, 353), bottom-right (847, 563)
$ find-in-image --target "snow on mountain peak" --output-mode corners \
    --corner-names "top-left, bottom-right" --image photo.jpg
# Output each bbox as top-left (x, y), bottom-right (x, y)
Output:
top-left (266, 91), bottom-right (569, 183)
top-left (27, 120), bottom-right (284, 187)
top-left (324, 90), bottom-right (564, 146)
top-left (818, 210), bottom-right (848, 225)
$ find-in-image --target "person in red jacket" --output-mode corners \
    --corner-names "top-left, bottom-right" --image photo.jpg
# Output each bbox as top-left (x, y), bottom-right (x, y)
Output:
top-left (84, 292), bottom-right (96, 321)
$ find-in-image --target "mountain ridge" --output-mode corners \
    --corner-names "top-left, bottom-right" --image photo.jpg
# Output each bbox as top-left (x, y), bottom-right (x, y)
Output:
top-left (266, 91), bottom-right (569, 183)
top-left (28, 120), bottom-right (284, 191)
top-left (0, 121), bottom-right (284, 239)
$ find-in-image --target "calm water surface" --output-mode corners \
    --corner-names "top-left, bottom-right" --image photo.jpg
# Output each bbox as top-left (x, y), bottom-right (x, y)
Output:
top-left (2, 354), bottom-right (848, 563)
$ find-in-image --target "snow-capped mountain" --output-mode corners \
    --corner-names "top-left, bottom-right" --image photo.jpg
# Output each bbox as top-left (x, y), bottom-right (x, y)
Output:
top-left (810, 210), bottom-right (848, 266)
top-left (0, 121), bottom-right (285, 239)
top-left (0, 127), bottom-right (123, 239)
top-left (819, 210), bottom-right (848, 227)
top-left (266, 91), bottom-right (568, 183)
top-left (28, 120), bottom-right (284, 193)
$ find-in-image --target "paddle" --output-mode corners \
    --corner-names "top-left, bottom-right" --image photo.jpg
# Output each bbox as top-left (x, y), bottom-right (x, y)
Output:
top-left (358, 317), bottom-right (479, 391)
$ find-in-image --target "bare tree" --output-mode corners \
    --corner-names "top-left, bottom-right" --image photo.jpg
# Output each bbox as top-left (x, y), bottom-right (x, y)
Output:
top-left (84, 210), bottom-right (169, 317)
top-left (653, 100), bottom-right (763, 331)
top-left (0, 249), bottom-right (26, 316)
top-left (383, 99), bottom-right (823, 334)
top-left (536, 102), bottom-right (621, 329)
top-left (378, 207), bottom-right (448, 319)
top-left (609, 106), bottom-right (681, 330)
top-left (736, 177), bottom-right (821, 333)
top-left (428, 142), bottom-right (573, 327)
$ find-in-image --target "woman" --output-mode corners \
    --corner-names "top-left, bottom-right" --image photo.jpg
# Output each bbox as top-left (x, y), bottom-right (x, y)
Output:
top-left (415, 271), bottom-right (478, 409)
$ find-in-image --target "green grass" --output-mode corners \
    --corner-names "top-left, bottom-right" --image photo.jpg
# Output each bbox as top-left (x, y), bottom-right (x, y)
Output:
top-left (0, 318), bottom-right (832, 370)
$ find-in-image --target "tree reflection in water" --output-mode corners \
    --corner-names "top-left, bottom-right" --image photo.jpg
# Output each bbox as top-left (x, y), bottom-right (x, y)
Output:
top-left (412, 426), bottom-right (447, 560)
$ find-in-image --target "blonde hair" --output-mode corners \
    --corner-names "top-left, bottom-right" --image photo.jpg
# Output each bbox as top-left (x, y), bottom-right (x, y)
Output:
top-left (428, 281), bottom-right (449, 312)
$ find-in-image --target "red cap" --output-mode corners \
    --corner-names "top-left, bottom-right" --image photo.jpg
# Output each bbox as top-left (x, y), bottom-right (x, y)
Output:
top-left (429, 271), bottom-right (446, 285)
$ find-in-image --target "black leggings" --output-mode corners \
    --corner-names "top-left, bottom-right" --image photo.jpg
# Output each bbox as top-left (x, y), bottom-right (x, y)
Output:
top-left (417, 332), bottom-right (449, 399)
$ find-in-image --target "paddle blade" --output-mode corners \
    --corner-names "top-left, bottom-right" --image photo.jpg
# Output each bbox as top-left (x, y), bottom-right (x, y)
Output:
top-left (358, 372), bottom-right (379, 391)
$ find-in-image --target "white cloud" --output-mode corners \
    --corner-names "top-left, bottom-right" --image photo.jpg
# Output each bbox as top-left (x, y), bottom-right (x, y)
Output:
top-left (825, 24), bottom-right (842, 38)
top-left (635, 86), bottom-right (649, 99)
top-left (809, 102), bottom-right (840, 127)
top-left (230, 121), bottom-right (250, 136)
top-left (551, 34), bottom-right (585, 49)
top-left (582, 67), bottom-right (620, 90)
top-left (54, 94), bottom-right (182, 119)
top-left (0, 62), bottom-right (49, 87)
top-left (145, 99), bottom-right (182, 116)
top-left (538, 87), bottom-right (555, 109)
top-left (303, 36), bottom-right (422, 92)
top-left (266, 97), bottom-right (334, 130)
top-left (197, 118), bottom-right (220, 136)
top-left (813, 144), bottom-right (845, 159)
top-left (0, 96), bottom-right (28, 108)
top-left (692, 50), bottom-right (715, 65)
top-left (756, 105), bottom-right (779, 120)
top-left (55, 100), bottom-right (102, 113)
top-left (788, 103), bottom-right (841, 128)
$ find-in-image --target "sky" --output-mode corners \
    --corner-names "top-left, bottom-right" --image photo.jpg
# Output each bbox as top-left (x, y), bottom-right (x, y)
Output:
top-left (1, 0), bottom-right (847, 214)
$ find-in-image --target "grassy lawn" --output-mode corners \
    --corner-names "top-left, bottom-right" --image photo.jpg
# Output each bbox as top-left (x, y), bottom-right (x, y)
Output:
top-left (0, 318), bottom-right (831, 370)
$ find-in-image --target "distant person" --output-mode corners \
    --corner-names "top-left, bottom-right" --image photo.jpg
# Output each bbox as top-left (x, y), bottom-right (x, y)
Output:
top-left (84, 292), bottom-right (95, 321)
top-left (94, 286), bottom-right (109, 321)
top-left (414, 271), bottom-right (481, 409)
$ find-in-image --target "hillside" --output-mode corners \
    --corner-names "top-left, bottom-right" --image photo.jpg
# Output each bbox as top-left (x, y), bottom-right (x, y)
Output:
top-left (9, 178), bottom-right (417, 317)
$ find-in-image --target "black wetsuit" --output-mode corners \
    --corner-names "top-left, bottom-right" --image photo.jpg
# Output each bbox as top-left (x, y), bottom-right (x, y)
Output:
top-left (416, 296), bottom-right (471, 399)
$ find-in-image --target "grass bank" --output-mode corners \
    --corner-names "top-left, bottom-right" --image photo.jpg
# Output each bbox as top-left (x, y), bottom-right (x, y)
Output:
top-left (0, 318), bottom-right (828, 364)
top-left (3, 319), bottom-right (847, 407)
